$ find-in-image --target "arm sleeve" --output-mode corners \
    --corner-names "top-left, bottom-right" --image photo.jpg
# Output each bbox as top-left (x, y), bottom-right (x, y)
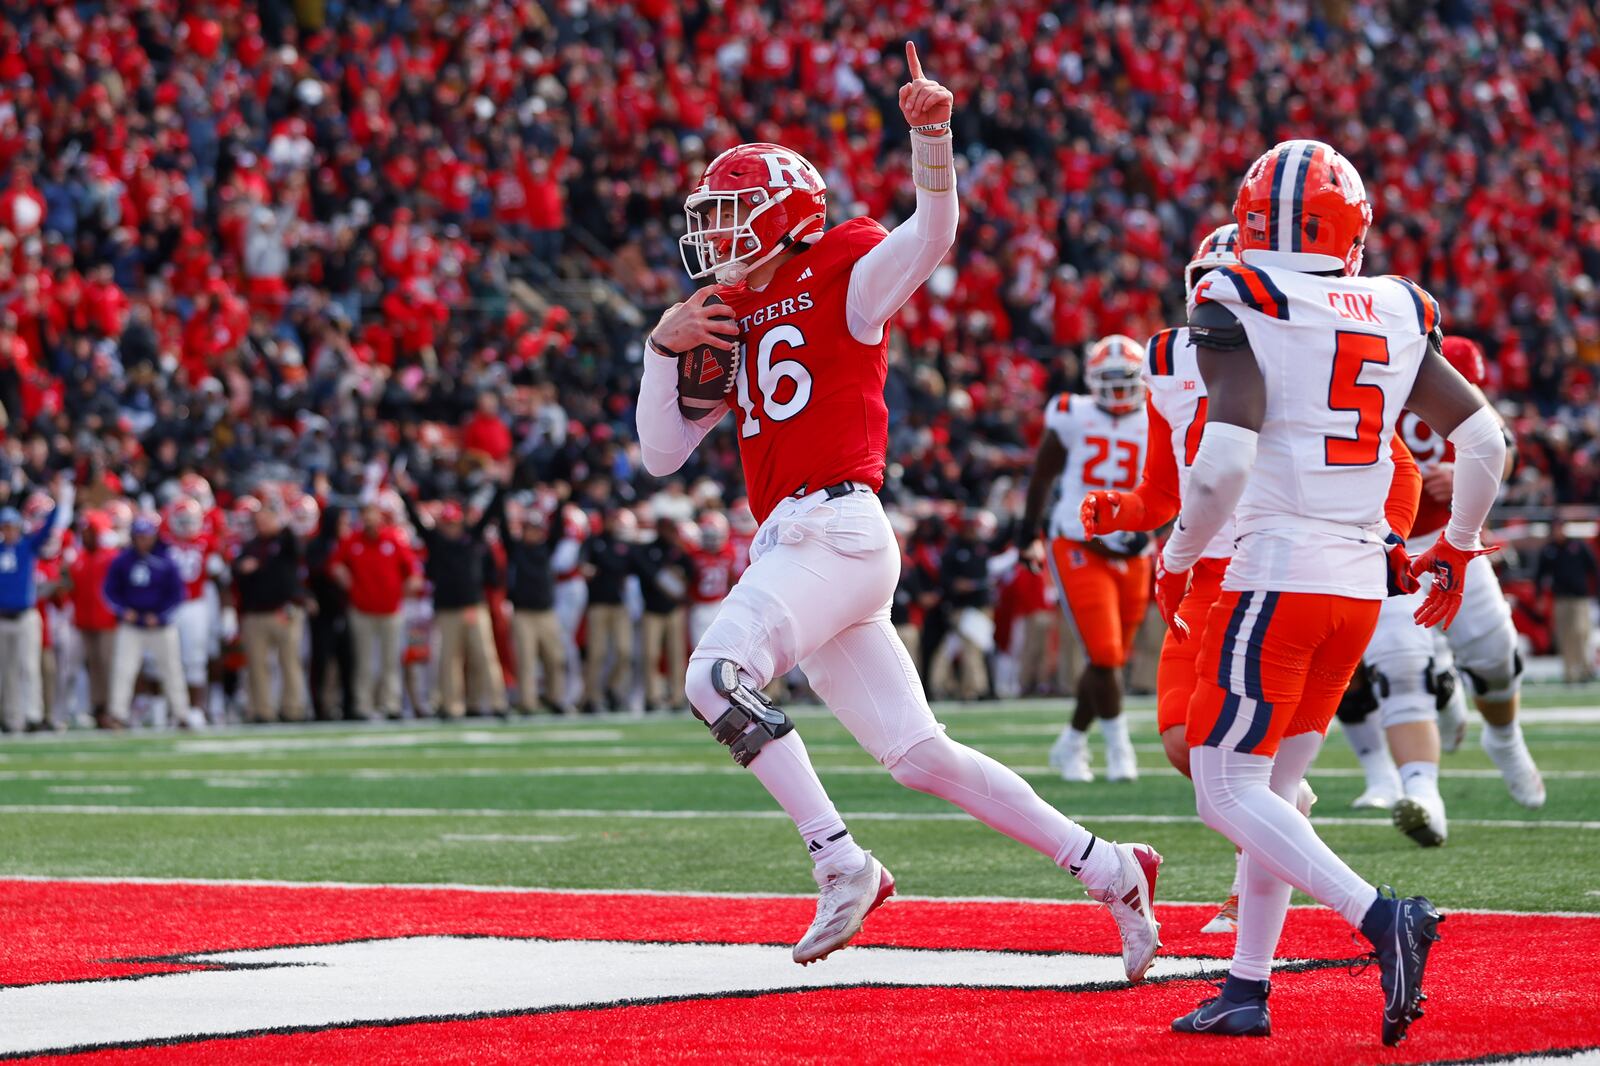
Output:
top-left (1126, 403), bottom-right (1183, 530)
top-left (845, 132), bottom-right (958, 345)
top-left (1442, 404), bottom-right (1506, 551)
top-left (1161, 422), bottom-right (1258, 573)
top-left (635, 348), bottom-right (725, 477)
top-left (1384, 433), bottom-right (1422, 539)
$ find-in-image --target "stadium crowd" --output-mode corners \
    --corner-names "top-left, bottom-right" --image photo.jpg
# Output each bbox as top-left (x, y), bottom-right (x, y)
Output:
top-left (0, 0), bottom-right (1597, 728)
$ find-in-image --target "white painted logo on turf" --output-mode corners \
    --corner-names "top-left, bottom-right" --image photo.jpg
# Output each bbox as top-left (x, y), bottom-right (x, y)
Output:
top-left (0, 937), bottom-right (1227, 1055)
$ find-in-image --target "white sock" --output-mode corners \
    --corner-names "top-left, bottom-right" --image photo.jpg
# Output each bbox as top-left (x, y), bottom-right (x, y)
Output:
top-left (1193, 742), bottom-right (1375, 929)
top-left (891, 734), bottom-right (1116, 888)
top-left (1101, 715), bottom-right (1130, 750)
top-left (747, 730), bottom-right (864, 874)
top-left (1342, 717), bottom-right (1401, 794)
top-left (1229, 851), bottom-right (1243, 898)
top-left (1229, 731), bottom-right (1324, 980)
top-left (1483, 720), bottom-right (1522, 747)
top-left (1399, 760), bottom-right (1441, 800)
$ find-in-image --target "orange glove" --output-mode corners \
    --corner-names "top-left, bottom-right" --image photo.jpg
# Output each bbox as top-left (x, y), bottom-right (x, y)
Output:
top-left (1154, 554), bottom-right (1192, 643)
top-left (1079, 491), bottom-right (1147, 538)
top-left (1409, 539), bottom-right (1499, 629)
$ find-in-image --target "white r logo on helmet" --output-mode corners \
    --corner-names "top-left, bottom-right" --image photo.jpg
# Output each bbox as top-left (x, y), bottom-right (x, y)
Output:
top-left (760, 153), bottom-right (818, 190)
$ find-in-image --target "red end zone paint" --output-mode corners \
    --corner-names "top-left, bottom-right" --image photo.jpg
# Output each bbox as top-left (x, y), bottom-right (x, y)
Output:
top-left (2, 879), bottom-right (1597, 1064)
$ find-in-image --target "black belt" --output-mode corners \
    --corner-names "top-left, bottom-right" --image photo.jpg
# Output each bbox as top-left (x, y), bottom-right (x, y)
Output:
top-left (0, 609), bottom-right (27, 620)
top-left (791, 480), bottom-right (860, 500)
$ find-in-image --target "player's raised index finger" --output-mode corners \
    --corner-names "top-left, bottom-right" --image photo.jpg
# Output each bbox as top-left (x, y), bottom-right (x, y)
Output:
top-left (906, 41), bottom-right (924, 81)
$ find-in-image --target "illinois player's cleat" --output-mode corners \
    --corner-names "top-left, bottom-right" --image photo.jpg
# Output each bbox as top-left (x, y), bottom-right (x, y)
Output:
top-left (1201, 894), bottom-right (1239, 935)
top-left (1392, 794), bottom-right (1447, 847)
top-left (1088, 842), bottom-right (1162, 981)
top-left (792, 851), bottom-right (895, 966)
top-left (1358, 889), bottom-right (1444, 1046)
top-left (1172, 977), bottom-right (1272, 1037)
top-left (1436, 690), bottom-right (1468, 754)
top-left (1351, 786), bottom-right (1398, 812)
top-left (1481, 727), bottom-right (1546, 809)
top-left (1104, 728), bottom-right (1139, 783)
top-left (1050, 728), bottom-right (1093, 783)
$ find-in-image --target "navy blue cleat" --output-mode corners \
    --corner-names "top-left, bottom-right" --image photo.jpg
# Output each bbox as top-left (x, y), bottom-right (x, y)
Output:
top-left (1172, 976), bottom-right (1271, 1037)
top-left (1359, 888), bottom-right (1445, 1046)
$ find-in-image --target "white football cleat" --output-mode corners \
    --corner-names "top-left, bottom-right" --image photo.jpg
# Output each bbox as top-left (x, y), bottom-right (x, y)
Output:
top-left (1051, 728), bottom-right (1093, 783)
top-left (1201, 893), bottom-right (1238, 935)
top-left (1088, 842), bottom-right (1162, 981)
top-left (792, 852), bottom-right (895, 966)
top-left (1295, 778), bottom-right (1318, 816)
top-left (1351, 786), bottom-right (1398, 812)
top-left (1392, 793), bottom-right (1448, 847)
top-left (1481, 728), bottom-right (1546, 810)
top-left (1105, 730), bottom-right (1139, 783)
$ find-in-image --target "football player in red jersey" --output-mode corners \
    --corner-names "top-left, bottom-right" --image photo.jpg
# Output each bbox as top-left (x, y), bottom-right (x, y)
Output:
top-left (166, 497), bottom-right (224, 721)
top-left (686, 511), bottom-right (737, 649)
top-left (636, 44), bottom-right (1162, 979)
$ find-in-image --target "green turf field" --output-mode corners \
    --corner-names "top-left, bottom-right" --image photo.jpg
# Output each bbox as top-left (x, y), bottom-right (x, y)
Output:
top-left (1, 690), bottom-right (1596, 912)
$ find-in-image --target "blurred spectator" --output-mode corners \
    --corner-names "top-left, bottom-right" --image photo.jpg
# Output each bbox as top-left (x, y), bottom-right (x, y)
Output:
top-left (686, 513), bottom-right (737, 649)
top-left (102, 515), bottom-right (189, 729)
top-left (0, 480), bottom-right (71, 733)
top-left (582, 509), bottom-right (640, 714)
top-left (496, 497), bottom-right (569, 715)
top-left (66, 513), bottom-right (121, 730)
top-left (233, 506), bottom-right (307, 724)
top-left (639, 516), bottom-right (690, 712)
top-left (333, 501), bottom-right (419, 721)
top-left (934, 513), bottom-right (994, 701)
top-left (399, 482), bottom-right (506, 719)
top-left (306, 507), bottom-right (355, 721)
top-left (1537, 524), bottom-right (1599, 683)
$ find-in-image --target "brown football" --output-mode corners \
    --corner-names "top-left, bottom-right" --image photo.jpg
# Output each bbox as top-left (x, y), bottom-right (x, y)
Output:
top-left (670, 293), bottom-right (740, 421)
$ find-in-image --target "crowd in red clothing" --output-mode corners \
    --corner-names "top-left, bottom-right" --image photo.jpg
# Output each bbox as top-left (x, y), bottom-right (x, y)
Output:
top-left (0, 0), bottom-right (1594, 665)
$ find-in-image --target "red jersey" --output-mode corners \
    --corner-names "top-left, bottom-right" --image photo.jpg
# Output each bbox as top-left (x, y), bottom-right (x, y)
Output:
top-left (1395, 410), bottom-right (1453, 539)
top-left (689, 544), bottom-right (738, 605)
top-left (716, 217), bottom-right (891, 522)
top-left (167, 534), bottom-right (218, 601)
top-left (68, 545), bottom-right (120, 631)
top-left (730, 530), bottom-right (755, 578)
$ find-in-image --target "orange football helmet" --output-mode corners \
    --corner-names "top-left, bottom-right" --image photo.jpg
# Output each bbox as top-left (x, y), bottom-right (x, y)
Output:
top-left (680, 143), bottom-right (827, 285)
top-left (1085, 335), bottom-right (1146, 415)
top-left (1233, 140), bottom-right (1371, 276)
top-left (1185, 223), bottom-right (1240, 300)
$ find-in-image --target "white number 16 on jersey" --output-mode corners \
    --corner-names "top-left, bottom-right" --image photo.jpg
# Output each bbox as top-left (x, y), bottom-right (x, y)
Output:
top-left (735, 325), bottom-right (814, 438)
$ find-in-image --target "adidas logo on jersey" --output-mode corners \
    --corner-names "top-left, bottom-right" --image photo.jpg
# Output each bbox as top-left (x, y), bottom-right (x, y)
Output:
top-left (797, 267), bottom-right (813, 281)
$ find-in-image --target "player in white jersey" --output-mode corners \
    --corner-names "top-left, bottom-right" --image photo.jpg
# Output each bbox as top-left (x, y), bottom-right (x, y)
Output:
top-left (1158, 140), bottom-right (1505, 1045)
top-left (165, 497), bottom-right (223, 722)
top-left (1020, 335), bottom-right (1151, 783)
top-left (1341, 334), bottom-right (1544, 843)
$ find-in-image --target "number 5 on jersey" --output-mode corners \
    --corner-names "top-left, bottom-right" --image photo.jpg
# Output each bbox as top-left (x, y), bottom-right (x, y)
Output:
top-left (735, 326), bottom-right (814, 438)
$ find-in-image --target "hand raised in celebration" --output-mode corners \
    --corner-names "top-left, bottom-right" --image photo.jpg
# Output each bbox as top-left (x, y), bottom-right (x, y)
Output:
top-left (899, 42), bottom-right (953, 129)
top-left (650, 286), bottom-right (740, 354)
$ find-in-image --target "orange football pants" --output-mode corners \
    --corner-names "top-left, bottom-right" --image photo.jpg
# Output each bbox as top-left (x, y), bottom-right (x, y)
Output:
top-left (1185, 589), bottom-right (1380, 758)
top-left (1049, 539), bottom-right (1152, 668)
top-left (1155, 557), bottom-right (1229, 733)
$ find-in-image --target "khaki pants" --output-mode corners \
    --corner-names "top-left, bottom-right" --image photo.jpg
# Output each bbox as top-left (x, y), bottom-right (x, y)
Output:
top-left (584, 603), bottom-right (632, 704)
top-left (1554, 596), bottom-right (1595, 683)
top-left (0, 611), bottom-right (42, 731)
top-left (512, 609), bottom-right (566, 710)
top-left (349, 609), bottom-right (405, 717)
top-left (640, 608), bottom-right (686, 707)
top-left (435, 606), bottom-right (506, 716)
top-left (80, 628), bottom-right (117, 711)
top-left (110, 624), bottom-right (190, 726)
top-left (241, 608), bottom-right (307, 722)
top-left (1017, 611), bottom-right (1057, 695)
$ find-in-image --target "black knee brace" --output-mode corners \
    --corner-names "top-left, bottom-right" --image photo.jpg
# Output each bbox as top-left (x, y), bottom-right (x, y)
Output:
top-left (701, 659), bottom-right (794, 767)
top-left (1427, 660), bottom-right (1458, 712)
top-left (1336, 663), bottom-right (1379, 725)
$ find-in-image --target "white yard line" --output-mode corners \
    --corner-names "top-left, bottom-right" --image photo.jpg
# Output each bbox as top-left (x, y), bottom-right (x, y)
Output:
top-left (0, 803), bottom-right (1594, 831)
top-left (0, 872), bottom-right (1594, 920)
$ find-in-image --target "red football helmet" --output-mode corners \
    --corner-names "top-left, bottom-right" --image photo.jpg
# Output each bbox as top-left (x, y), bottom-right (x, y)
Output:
top-left (1085, 335), bottom-right (1146, 415)
top-left (698, 511), bottom-right (730, 551)
top-left (179, 473), bottom-right (215, 512)
top-left (166, 497), bottom-right (204, 539)
top-left (1441, 336), bottom-right (1488, 387)
top-left (1185, 223), bottom-right (1239, 300)
top-left (1233, 140), bottom-right (1371, 276)
top-left (680, 143), bottom-right (827, 285)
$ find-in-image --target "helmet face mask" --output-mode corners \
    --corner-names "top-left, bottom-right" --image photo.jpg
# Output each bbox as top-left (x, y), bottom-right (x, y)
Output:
top-left (680, 186), bottom-right (793, 284)
top-left (1185, 223), bottom-right (1240, 301)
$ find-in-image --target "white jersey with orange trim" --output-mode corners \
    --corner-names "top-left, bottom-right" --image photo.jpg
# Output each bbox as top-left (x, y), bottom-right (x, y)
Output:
top-left (1143, 326), bottom-right (1235, 560)
top-left (1190, 264), bottom-right (1439, 598)
top-left (1044, 393), bottom-right (1147, 543)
